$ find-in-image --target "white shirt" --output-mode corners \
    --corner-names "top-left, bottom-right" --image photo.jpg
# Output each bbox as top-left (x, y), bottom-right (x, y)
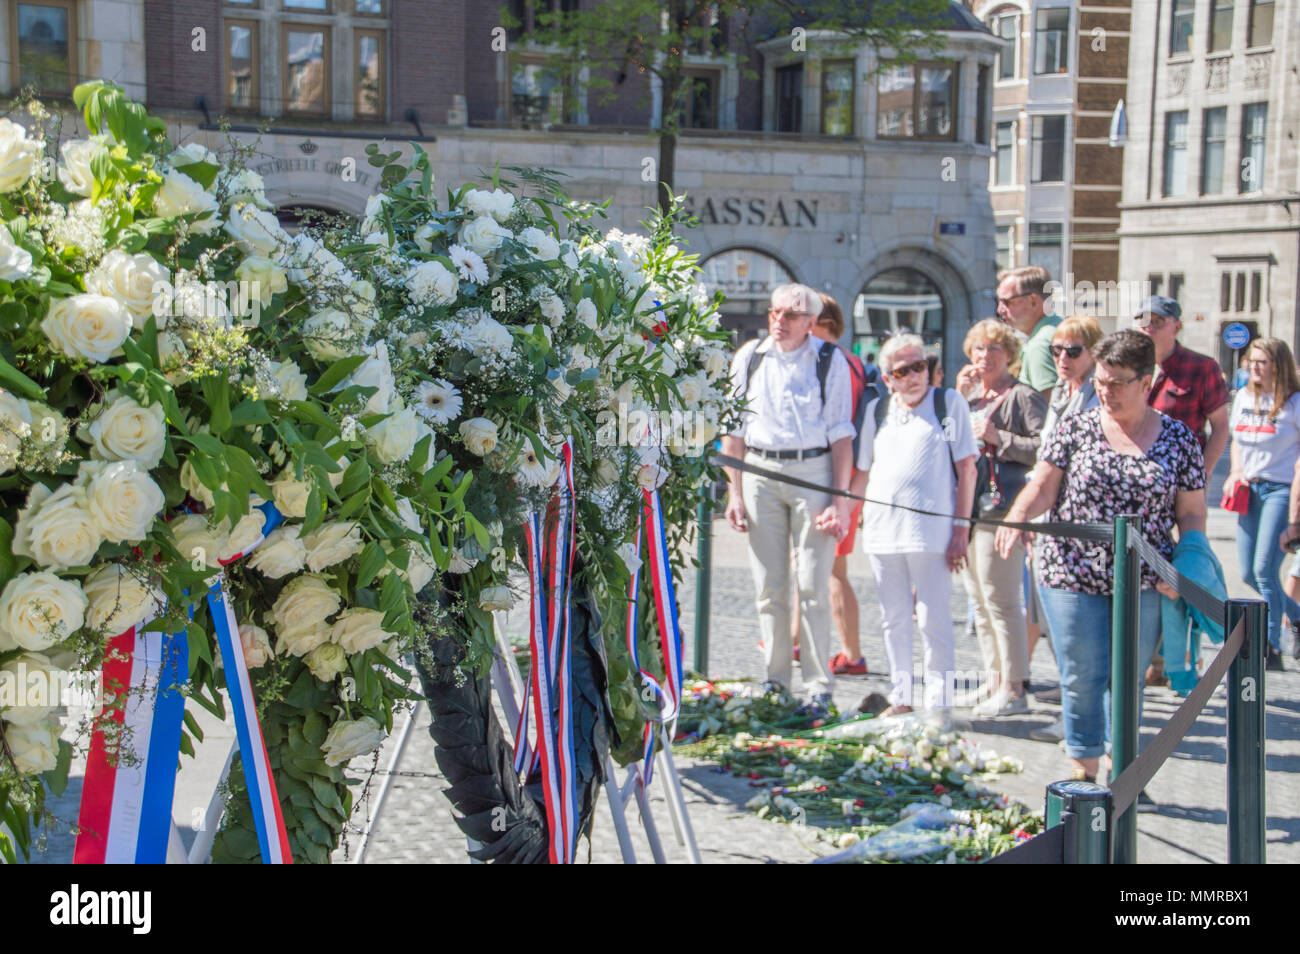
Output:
top-left (728, 335), bottom-right (855, 451)
top-left (1231, 389), bottom-right (1300, 484)
top-left (856, 388), bottom-right (978, 554)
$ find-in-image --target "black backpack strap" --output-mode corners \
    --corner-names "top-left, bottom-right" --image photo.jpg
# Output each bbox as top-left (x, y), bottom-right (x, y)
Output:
top-left (873, 392), bottom-right (889, 432)
top-left (933, 387), bottom-right (958, 481)
top-left (814, 339), bottom-right (836, 405)
top-left (742, 340), bottom-right (766, 396)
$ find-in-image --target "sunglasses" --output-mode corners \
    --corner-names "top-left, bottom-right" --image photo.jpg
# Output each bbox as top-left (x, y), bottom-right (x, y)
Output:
top-left (1133, 314), bottom-right (1171, 329)
top-left (996, 292), bottom-right (1032, 308)
top-left (1050, 344), bottom-right (1085, 359)
top-left (888, 359), bottom-right (930, 381)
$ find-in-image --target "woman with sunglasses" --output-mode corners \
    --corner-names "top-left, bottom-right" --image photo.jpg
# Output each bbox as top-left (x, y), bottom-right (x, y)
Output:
top-left (849, 334), bottom-right (978, 720)
top-left (952, 319), bottom-right (1047, 718)
top-left (995, 331), bottom-right (1207, 783)
top-left (1226, 337), bottom-right (1300, 671)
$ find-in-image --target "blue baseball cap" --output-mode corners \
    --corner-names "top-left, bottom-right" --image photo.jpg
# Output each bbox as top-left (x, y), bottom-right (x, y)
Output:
top-left (1135, 295), bottom-right (1181, 320)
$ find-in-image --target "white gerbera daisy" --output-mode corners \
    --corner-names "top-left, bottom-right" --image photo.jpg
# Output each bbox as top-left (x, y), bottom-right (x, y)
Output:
top-left (448, 243), bottom-right (489, 284)
top-left (414, 379), bottom-right (463, 426)
top-left (516, 446), bottom-right (552, 487)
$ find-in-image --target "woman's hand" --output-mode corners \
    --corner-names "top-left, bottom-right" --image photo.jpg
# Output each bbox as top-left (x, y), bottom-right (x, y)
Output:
top-left (955, 364), bottom-right (981, 399)
top-left (1155, 580), bottom-right (1178, 600)
top-left (973, 416), bottom-right (1000, 447)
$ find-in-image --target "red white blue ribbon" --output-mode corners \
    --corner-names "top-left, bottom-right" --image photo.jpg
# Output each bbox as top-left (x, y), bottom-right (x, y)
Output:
top-left (74, 623), bottom-right (188, 864)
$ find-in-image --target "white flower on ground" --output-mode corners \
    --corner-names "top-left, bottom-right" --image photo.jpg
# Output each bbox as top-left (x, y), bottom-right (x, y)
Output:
top-left (12, 483), bottom-right (102, 570)
top-left (155, 170), bottom-right (220, 232)
top-left (405, 260), bottom-right (458, 307)
top-left (448, 243), bottom-right (489, 283)
top-left (239, 622), bottom-right (273, 669)
top-left (320, 716), bottom-right (386, 766)
top-left (77, 460), bottom-right (164, 545)
top-left (458, 417), bottom-right (498, 456)
top-left (79, 392), bottom-right (166, 469)
top-left (41, 293), bottom-right (132, 363)
top-left (0, 571), bottom-right (88, 651)
top-left (82, 563), bottom-right (165, 636)
top-left (413, 379), bottom-right (462, 426)
top-left (0, 223), bottom-right (33, 281)
top-left (247, 526), bottom-right (308, 579)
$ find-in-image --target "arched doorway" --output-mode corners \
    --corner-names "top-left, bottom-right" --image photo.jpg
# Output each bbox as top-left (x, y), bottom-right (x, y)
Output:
top-left (276, 203), bottom-right (355, 234)
top-left (852, 267), bottom-right (945, 363)
top-left (699, 247), bottom-right (795, 346)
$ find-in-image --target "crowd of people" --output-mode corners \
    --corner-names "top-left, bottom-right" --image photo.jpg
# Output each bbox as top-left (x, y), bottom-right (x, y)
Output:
top-left (723, 265), bottom-right (1297, 786)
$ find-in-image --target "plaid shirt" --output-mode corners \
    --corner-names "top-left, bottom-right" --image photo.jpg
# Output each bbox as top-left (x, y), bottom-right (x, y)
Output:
top-left (1147, 342), bottom-right (1229, 449)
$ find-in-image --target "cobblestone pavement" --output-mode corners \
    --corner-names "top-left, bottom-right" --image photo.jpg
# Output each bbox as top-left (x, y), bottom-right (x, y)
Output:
top-left (25, 464), bottom-right (1300, 864)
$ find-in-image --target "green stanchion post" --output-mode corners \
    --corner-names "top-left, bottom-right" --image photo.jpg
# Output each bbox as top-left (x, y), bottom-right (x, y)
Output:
top-left (1226, 598), bottom-right (1266, 864)
top-left (1110, 514), bottom-right (1141, 864)
top-left (693, 484), bottom-right (712, 677)
top-left (1046, 780), bottom-right (1112, 863)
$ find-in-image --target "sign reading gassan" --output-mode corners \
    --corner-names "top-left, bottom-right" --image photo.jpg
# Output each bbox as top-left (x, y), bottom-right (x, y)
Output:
top-left (682, 195), bottom-right (819, 228)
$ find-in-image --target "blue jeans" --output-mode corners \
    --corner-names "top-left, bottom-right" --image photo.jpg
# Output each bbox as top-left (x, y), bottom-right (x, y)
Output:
top-left (1237, 479), bottom-right (1299, 652)
top-left (1037, 586), bottom-right (1162, 760)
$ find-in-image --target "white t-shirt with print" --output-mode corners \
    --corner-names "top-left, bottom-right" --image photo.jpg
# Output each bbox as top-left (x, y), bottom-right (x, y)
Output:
top-left (856, 388), bottom-right (978, 554)
top-left (1231, 389), bottom-right (1300, 484)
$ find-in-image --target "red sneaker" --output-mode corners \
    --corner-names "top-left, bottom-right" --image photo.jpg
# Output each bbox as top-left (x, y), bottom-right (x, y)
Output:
top-left (832, 655), bottom-right (868, 676)
top-left (793, 646), bottom-right (800, 662)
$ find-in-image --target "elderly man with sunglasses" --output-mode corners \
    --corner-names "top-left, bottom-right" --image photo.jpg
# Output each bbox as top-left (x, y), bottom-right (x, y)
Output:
top-left (995, 265), bottom-right (1062, 401)
top-left (722, 284), bottom-right (855, 712)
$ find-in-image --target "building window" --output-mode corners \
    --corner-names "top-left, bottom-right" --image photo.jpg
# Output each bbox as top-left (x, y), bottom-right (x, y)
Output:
top-left (975, 64), bottom-right (990, 145)
top-left (1034, 8), bottom-right (1069, 75)
top-left (875, 62), bottom-right (955, 140)
top-left (354, 0), bottom-right (383, 13)
top-left (1163, 111), bottom-right (1189, 197)
top-left (700, 247), bottom-right (795, 345)
top-left (682, 69), bottom-right (719, 129)
top-left (1249, 271), bottom-right (1261, 311)
top-left (13, 1), bottom-right (77, 95)
top-left (820, 59), bottom-right (854, 136)
top-left (993, 12), bottom-right (1018, 80)
top-left (775, 63), bottom-right (803, 132)
top-left (1031, 115), bottom-right (1066, 182)
top-left (1169, 273), bottom-right (1185, 302)
top-left (1148, 274), bottom-right (1164, 297)
top-left (284, 0), bottom-right (328, 9)
top-left (1248, 0), bottom-right (1274, 46)
top-left (511, 57), bottom-right (579, 126)
top-left (1171, 0), bottom-right (1195, 54)
top-left (854, 268), bottom-right (945, 360)
top-left (1240, 102), bottom-right (1267, 192)
top-left (225, 20), bottom-right (258, 112)
top-left (282, 24), bottom-right (330, 116)
top-left (1201, 107), bottom-right (1227, 194)
top-left (995, 225), bottom-right (1014, 272)
top-left (1235, 272), bottom-right (1247, 311)
top-left (1210, 0), bottom-right (1234, 52)
top-left (355, 28), bottom-right (384, 119)
top-left (1220, 273), bottom-right (1232, 311)
top-left (994, 121), bottom-right (1015, 185)
top-left (1028, 223), bottom-right (1063, 280)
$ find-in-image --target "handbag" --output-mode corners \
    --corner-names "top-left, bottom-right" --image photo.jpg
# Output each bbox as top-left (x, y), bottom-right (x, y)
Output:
top-left (1220, 479), bottom-right (1250, 515)
top-left (971, 385), bottom-right (1027, 516)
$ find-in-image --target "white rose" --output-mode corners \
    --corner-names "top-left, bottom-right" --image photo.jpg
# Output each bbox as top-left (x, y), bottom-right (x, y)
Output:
top-left (216, 507), bottom-right (267, 563)
top-left (0, 571), bottom-right (89, 651)
top-left (413, 221), bottom-right (437, 254)
top-left (539, 294), bottom-right (565, 326)
top-left (461, 187), bottom-right (515, 222)
top-left (575, 297), bottom-right (598, 329)
top-left (446, 547), bottom-right (477, 574)
top-left (702, 347), bottom-right (728, 380)
top-left (23, 401), bottom-right (65, 459)
top-left (458, 417), bottom-right (498, 456)
top-left (400, 544), bottom-right (436, 594)
top-left (247, 526), bottom-right (307, 579)
top-left (218, 166), bottom-right (270, 209)
top-left (0, 652), bottom-right (58, 724)
top-left (268, 359), bottom-right (308, 402)
top-left (304, 641), bottom-right (348, 682)
top-left (224, 203), bottom-right (287, 256)
top-left (636, 462), bottom-right (669, 492)
top-left (458, 215), bottom-right (511, 256)
top-left (170, 142), bottom-right (219, 167)
top-left (320, 716), bottom-right (385, 766)
top-left (366, 407), bottom-right (432, 464)
top-left (57, 138), bottom-right (101, 196)
top-left (517, 226), bottom-right (560, 261)
top-left (0, 118), bottom-right (41, 193)
top-left (81, 393), bottom-right (167, 469)
top-left (301, 521), bottom-right (363, 572)
top-left (271, 574), bottom-right (341, 655)
top-left (156, 331), bottom-right (189, 380)
top-left (78, 460), bottom-right (164, 545)
top-left (463, 313), bottom-right (514, 357)
top-left (271, 470), bottom-right (312, 519)
top-left (82, 563), bottom-right (165, 636)
top-left (676, 373), bottom-right (705, 408)
top-left (0, 387), bottom-right (32, 471)
top-left (83, 249), bottom-right (170, 327)
top-left (234, 255), bottom-right (288, 310)
top-left (5, 716), bottom-right (61, 774)
top-left (478, 585), bottom-right (515, 612)
top-left (360, 193), bottom-right (389, 234)
top-left (329, 607), bottom-right (391, 654)
top-left (167, 513), bottom-right (223, 570)
top-left (302, 308), bottom-right (360, 361)
top-left (179, 457), bottom-right (217, 508)
top-left (239, 622), bottom-right (273, 669)
top-left (41, 293), bottom-right (132, 363)
top-left (405, 260), bottom-right (458, 307)
top-left (13, 483), bottom-right (102, 570)
top-left (155, 170), bottom-right (220, 233)
top-left (0, 223), bottom-right (33, 281)
top-left (340, 341), bottom-right (395, 415)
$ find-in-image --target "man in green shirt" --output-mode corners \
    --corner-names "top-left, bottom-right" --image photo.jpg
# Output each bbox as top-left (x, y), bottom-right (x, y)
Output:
top-left (995, 265), bottom-right (1060, 402)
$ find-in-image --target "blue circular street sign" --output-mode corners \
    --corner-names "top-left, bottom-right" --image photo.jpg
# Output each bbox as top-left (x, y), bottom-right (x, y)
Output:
top-left (1223, 322), bottom-right (1251, 349)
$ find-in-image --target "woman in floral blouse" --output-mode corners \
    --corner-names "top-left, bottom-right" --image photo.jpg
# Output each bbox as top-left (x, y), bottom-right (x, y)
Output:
top-left (995, 331), bottom-right (1207, 782)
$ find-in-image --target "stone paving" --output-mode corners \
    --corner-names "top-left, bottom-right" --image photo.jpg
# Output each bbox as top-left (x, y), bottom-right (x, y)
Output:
top-left (24, 462), bottom-right (1300, 864)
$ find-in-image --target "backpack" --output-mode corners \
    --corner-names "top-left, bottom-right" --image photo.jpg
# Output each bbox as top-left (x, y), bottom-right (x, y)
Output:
top-left (872, 387), bottom-right (958, 481)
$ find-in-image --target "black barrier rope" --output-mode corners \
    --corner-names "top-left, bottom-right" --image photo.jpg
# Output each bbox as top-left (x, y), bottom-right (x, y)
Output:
top-left (1128, 531), bottom-right (1226, 625)
top-left (712, 452), bottom-right (1115, 542)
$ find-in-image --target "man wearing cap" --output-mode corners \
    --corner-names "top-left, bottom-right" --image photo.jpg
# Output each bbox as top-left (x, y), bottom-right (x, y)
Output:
top-left (1135, 295), bottom-right (1230, 479)
top-left (995, 265), bottom-right (1061, 400)
top-left (722, 283), bottom-right (855, 712)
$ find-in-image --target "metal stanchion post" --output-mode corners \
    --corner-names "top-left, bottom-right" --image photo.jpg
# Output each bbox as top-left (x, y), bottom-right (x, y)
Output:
top-left (1047, 780), bottom-right (1112, 864)
top-left (693, 483), bottom-right (712, 677)
top-left (1110, 515), bottom-right (1141, 864)
top-left (1226, 598), bottom-right (1267, 864)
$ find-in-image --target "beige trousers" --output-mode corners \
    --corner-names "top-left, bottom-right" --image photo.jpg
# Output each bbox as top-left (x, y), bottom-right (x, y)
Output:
top-left (741, 451), bottom-right (836, 694)
top-left (961, 523), bottom-right (1029, 687)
